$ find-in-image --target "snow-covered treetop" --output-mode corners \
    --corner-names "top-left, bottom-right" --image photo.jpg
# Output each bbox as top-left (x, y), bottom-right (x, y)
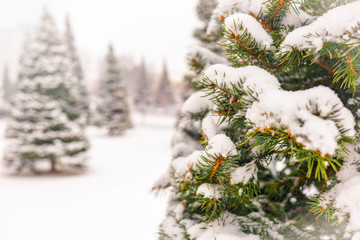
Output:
top-left (19, 9), bottom-right (73, 88)
top-left (35, 8), bottom-right (66, 57)
top-left (17, 8), bottom-right (83, 123)
top-left (104, 44), bottom-right (121, 82)
top-left (65, 14), bottom-right (83, 81)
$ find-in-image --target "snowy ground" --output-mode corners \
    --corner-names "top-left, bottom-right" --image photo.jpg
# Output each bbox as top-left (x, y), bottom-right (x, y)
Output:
top-left (0, 113), bottom-right (175, 240)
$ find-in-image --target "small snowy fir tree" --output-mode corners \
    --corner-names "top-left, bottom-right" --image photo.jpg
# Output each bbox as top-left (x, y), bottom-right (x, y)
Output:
top-left (154, 61), bottom-right (176, 111)
top-left (4, 9), bottom-right (89, 173)
top-left (118, 55), bottom-right (138, 101)
top-left (155, 0), bottom-right (360, 239)
top-left (65, 15), bottom-right (90, 122)
top-left (134, 58), bottom-right (152, 113)
top-left (96, 44), bottom-right (132, 135)
top-left (2, 64), bottom-right (11, 103)
top-left (0, 64), bottom-right (11, 117)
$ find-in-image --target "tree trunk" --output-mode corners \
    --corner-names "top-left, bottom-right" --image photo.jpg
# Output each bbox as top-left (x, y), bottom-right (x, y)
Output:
top-left (50, 156), bottom-right (58, 173)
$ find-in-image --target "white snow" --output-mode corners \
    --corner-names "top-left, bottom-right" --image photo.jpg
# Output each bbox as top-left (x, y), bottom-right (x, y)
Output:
top-left (207, 0), bottom-right (267, 36)
top-left (246, 86), bottom-right (355, 155)
top-left (172, 134), bottom-right (236, 179)
top-left (187, 212), bottom-right (261, 240)
top-left (172, 153), bottom-right (199, 176)
top-left (202, 113), bottom-right (229, 139)
top-left (187, 45), bottom-right (229, 68)
top-left (318, 145), bottom-right (360, 239)
top-left (204, 64), bottom-right (281, 100)
top-left (231, 161), bottom-right (257, 185)
top-left (334, 175), bottom-right (360, 238)
top-left (281, 1), bottom-right (360, 52)
top-left (224, 13), bottom-right (273, 49)
top-left (215, 0), bottom-right (265, 18)
top-left (206, 133), bottom-right (236, 157)
top-left (181, 91), bottom-right (213, 114)
top-left (280, 5), bottom-right (314, 28)
top-left (197, 183), bottom-right (224, 199)
top-left (0, 113), bottom-right (176, 240)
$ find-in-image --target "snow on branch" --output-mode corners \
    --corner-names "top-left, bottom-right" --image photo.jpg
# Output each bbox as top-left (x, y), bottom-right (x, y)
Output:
top-left (203, 64), bottom-right (281, 100)
top-left (187, 212), bottom-right (261, 240)
top-left (203, 64), bottom-right (355, 156)
top-left (187, 45), bottom-right (228, 69)
top-left (314, 145), bottom-right (360, 239)
top-left (281, 1), bottom-right (360, 52)
top-left (224, 13), bottom-right (273, 49)
top-left (280, 3), bottom-right (314, 28)
top-left (207, 0), bottom-right (266, 36)
top-left (172, 134), bottom-right (236, 177)
top-left (181, 91), bottom-right (214, 114)
top-left (197, 183), bottom-right (224, 199)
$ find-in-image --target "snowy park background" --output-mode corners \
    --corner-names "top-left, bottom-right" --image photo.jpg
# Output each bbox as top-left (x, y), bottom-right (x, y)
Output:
top-left (0, 113), bottom-right (175, 240)
top-left (0, 1), bottom-right (195, 238)
top-left (0, 0), bottom-right (199, 83)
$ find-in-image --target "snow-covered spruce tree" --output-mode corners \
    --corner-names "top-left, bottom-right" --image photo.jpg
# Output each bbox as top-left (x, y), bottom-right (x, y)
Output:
top-left (154, 61), bottom-right (176, 111)
top-left (172, 0), bottom-right (226, 158)
top-left (154, 0), bottom-right (229, 237)
top-left (118, 55), bottom-right (138, 102)
top-left (2, 64), bottom-right (11, 103)
top-left (96, 44), bottom-right (132, 135)
top-left (0, 64), bottom-right (11, 117)
top-left (156, 0), bottom-right (360, 239)
top-left (65, 15), bottom-right (90, 122)
top-left (153, 0), bottom-right (224, 187)
top-left (4, 9), bottom-right (89, 173)
top-left (134, 58), bottom-right (152, 113)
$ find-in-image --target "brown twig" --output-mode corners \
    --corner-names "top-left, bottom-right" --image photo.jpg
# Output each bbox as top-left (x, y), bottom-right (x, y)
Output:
top-left (208, 156), bottom-right (228, 181)
top-left (268, 0), bottom-right (289, 25)
top-left (314, 59), bottom-right (334, 74)
top-left (347, 52), bottom-right (355, 76)
top-left (248, 11), bottom-right (274, 33)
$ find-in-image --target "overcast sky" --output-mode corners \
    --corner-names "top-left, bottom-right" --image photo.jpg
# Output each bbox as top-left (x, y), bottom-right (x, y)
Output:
top-left (0, 0), bottom-right (200, 84)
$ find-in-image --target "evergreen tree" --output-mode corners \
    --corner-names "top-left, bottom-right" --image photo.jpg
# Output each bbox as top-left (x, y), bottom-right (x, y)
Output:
top-left (154, 61), bottom-right (175, 110)
top-left (4, 8), bottom-right (89, 173)
top-left (187, 0), bottom-right (224, 93)
top-left (176, 0), bottom-right (226, 151)
top-left (154, 0), bottom-right (228, 237)
top-left (134, 58), bottom-right (152, 112)
top-left (156, 0), bottom-right (360, 239)
top-left (96, 44), bottom-right (132, 135)
top-left (0, 64), bottom-right (11, 117)
top-left (118, 54), bottom-right (137, 101)
top-left (65, 15), bottom-right (90, 121)
top-left (2, 64), bottom-right (11, 102)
